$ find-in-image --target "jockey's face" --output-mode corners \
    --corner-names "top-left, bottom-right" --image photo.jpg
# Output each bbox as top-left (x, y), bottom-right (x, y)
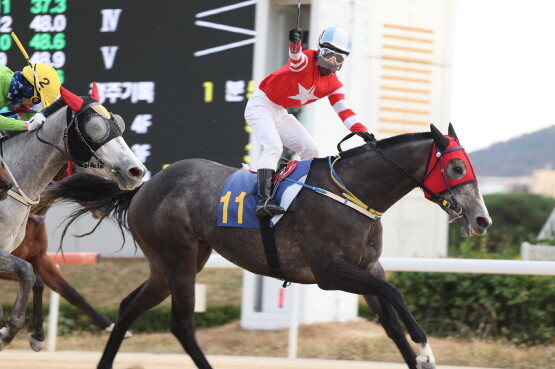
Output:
top-left (22, 98), bottom-right (35, 106)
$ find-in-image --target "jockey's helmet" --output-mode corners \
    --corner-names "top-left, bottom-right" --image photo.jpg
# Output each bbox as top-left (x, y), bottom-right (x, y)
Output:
top-left (316, 26), bottom-right (352, 76)
top-left (22, 63), bottom-right (61, 107)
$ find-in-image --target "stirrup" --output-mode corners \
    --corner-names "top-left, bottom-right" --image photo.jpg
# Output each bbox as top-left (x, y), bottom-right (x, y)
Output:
top-left (256, 199), bottom-right (285, 218)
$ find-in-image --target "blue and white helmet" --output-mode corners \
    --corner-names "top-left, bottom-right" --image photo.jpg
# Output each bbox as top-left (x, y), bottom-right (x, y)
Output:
top-left (318, 26), bottom-right (352, 55)
top-left (316, 26), bottom-right (352, 75)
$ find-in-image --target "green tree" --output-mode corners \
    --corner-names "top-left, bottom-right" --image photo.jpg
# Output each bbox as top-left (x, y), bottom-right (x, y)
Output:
top-left (449, 193), bottom-right (555, 259)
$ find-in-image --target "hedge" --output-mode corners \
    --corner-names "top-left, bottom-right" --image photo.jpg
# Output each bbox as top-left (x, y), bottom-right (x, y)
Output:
top-left (0, 303), bottom-right (240, 336)
top-left (384, 272), bottom-right (554, 344)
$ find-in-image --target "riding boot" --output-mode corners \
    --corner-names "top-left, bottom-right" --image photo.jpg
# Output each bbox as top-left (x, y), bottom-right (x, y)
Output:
top-left (256, 169), bottom-right (286, 218)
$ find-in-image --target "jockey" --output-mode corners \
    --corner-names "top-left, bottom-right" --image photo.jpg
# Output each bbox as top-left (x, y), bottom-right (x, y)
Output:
top-left (245, 26), bottom-right (368, 218)
top-left (0, 63), bottom-right (61, 131)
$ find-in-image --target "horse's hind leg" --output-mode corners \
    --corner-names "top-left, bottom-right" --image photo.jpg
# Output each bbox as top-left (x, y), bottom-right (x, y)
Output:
top-left (167, 244), bottom-right (213, 369)
top-left (29, 274), bottom-right (45, 351)
top-left (364, 294), bottom-right (419, 368)
top-left (98, 276), bottom-right (169, 369)
top-left (0, 250), bottom-right (35, 349)
top-left (33, 253), bottom-right (113, 331)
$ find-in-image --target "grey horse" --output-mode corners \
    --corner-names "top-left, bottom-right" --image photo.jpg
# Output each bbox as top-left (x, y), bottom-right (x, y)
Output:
top-left (0, 86), bottom-right (146, 349)
top-left (47, 124), bottom-right (491, 369)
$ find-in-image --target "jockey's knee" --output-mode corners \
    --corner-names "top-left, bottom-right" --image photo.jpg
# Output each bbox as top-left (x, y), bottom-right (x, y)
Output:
top-left (297, 145), bottom-right (319, 160)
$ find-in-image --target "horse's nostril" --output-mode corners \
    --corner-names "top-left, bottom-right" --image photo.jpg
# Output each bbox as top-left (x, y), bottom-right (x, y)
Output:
top-left (477, 216), bottom-right (490, 228)
top-left (129, 167), bottom-right (144, 179)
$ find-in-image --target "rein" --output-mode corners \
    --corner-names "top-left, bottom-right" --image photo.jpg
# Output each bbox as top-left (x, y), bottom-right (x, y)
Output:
top-left (334, 132), bottom-right (463, 216)
top-left (0, 155), bottom-right (40, 206)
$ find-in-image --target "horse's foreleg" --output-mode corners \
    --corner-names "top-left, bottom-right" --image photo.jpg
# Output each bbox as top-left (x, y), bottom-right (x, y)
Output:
top-left (97, 278), bottom-right (169, 369)
top-left (364, 294), bottom-right (417, 368)
top-left (29, 274), bottom-right (45, 351)
top-left (33, 254), bottom-right (113, 331)
top-left (312, 257), bottom-right (434, 367)
top-left (0, 250), bottom-right (35, 349)
top-left (364, 262), bottom-right (421, 368)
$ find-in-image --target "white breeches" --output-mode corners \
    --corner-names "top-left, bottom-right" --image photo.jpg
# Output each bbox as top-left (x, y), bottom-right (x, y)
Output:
top-left (245, 90), bottom-right (318, 170)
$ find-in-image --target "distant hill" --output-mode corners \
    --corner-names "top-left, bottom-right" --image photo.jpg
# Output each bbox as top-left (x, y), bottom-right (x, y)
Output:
top-left (469, 125), bottom-right (555, 177)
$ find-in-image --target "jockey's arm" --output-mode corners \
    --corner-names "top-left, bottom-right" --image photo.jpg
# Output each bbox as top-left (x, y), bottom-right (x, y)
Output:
top-left (328, 88), bottom-right (367, 133)
top-left (0, 114), bottom-right (25, 131)
top-left (288, 42), bottom-right (308, 73)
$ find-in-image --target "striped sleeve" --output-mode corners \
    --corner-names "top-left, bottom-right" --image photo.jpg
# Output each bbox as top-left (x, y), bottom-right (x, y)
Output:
top-left (288, 43), bottom-right (308, 72)
top-left (328, 87), bottom-right (367, 132)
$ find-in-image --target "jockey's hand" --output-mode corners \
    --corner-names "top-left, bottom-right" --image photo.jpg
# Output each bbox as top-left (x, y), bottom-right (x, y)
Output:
top-left (289, 28), bottom-right (303, 44)
top-left (359, 131), bottom-right (375, 143)
top-left (27, 113), bottom-right (46, 131)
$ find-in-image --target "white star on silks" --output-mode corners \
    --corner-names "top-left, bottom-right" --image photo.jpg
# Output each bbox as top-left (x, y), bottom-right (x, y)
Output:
top-left (288, 83), bottom-right (318, 105)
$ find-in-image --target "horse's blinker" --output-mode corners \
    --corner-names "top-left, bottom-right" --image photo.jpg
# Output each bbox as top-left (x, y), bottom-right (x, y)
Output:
top-left (423, 135), bottom-right (476, 198)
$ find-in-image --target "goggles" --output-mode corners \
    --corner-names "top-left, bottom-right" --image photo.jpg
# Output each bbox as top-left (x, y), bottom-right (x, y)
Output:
top-left (319, 47), bottom-right (348, 65)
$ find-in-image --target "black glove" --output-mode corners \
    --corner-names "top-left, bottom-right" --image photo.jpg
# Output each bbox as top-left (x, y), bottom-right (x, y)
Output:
top-left (289, 28), bottom-right (302, 44)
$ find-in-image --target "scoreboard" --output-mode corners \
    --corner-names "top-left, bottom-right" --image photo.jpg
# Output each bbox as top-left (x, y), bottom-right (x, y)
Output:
top-left (0, 0), bottom-right (256, 179)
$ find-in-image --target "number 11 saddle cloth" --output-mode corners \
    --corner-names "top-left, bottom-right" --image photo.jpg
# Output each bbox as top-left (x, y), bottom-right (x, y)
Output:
top-left (217, 159), bottom-right (312, 229)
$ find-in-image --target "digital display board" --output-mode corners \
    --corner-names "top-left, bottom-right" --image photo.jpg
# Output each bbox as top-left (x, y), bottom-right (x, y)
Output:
top-left (0, 0), bottom-right (256, 179)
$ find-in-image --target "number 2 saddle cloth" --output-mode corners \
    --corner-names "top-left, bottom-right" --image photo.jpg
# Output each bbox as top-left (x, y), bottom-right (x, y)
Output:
top-left (217, 159), bottom-right (312, 229)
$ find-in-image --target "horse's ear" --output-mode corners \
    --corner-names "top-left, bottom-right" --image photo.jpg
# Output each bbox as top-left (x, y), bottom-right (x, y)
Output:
top-left (447, 123), bottom-right (459, 140)
top-left (60, 87), bottom-right (84, 112)
top-left (430, 124), bottom-right (450, 152)
top-left (90, 82), bottom-right (100, 101)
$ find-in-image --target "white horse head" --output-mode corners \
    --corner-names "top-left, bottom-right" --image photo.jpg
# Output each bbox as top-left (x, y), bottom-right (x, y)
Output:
top-left (58, 84), bottom-right (146, 190)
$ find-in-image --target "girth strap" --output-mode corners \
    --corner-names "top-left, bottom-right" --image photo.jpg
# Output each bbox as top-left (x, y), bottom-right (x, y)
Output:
top-left (258, 217), bottom-right (289, 286)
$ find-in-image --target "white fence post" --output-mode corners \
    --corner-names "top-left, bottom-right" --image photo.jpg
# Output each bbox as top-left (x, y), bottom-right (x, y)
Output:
top-left (47, 285), bottom-right (60, 352)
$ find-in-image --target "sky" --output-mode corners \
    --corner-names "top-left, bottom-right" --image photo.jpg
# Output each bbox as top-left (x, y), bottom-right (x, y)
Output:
top-left (451, 0), bottom-right (555, 152)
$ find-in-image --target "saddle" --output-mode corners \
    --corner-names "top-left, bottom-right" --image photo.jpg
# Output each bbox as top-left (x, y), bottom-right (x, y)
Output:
top-left (217, 159), bottom-right (311, 229)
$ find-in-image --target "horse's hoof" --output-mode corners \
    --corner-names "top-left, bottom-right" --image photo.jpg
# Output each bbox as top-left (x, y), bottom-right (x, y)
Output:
top-left (29, 335), bottom-right (43, 352)
top-left (417, 361), bottom-right (436, 369)
top-left (105, 324), bottom-right (133, 339)
top-left (0, 337), bottom-right (9, 351)
top-left (0, 327), bottom-right (7, 339)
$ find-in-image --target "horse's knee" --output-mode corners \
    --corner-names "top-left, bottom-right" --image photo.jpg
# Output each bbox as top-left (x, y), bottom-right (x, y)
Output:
top-left (15, 260), bottom-right (36, 287)
top-left (380, 283), bottom-right (404, 303)
top-left (170, 316), bottom-right (199, 349)
top-left (33, 275), bottom-right (44, 292)
top-left (7, 314), bottom-right (26, 332)
top-left (170, 316), bottom-right (194, 337)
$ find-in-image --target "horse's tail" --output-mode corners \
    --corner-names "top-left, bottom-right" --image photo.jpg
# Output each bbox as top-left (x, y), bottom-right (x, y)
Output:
top-left (42, 173), bottom-right (140, 247)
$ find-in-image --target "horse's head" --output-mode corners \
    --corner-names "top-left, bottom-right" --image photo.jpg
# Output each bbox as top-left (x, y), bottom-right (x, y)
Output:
top-left (0, 161), bottom-right (13, 201)
top-left (423, 123), bottom-right (492, 236)
top-left (60, 84), bottom-right (146, 190)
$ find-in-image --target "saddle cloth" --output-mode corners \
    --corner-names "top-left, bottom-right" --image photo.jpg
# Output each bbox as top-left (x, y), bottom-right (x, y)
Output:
top-left (217, 159), bottom-right (312, 228)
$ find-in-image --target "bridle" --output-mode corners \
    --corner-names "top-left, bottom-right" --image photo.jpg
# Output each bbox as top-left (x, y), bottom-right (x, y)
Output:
top-left (334, 131), bottom-right (475, 221)
top-left (35, 100), bottom-right (123, 169)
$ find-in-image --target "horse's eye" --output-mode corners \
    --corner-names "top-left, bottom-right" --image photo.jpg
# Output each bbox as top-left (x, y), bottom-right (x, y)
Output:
top-left (447, 158), bottom-right (466, 180)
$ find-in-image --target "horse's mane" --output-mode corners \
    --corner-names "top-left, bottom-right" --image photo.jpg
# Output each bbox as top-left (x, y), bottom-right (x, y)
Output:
top-left (376, 131), bottom-right (431, 149)
top-left (313, 131), bottom-right (432, 163)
